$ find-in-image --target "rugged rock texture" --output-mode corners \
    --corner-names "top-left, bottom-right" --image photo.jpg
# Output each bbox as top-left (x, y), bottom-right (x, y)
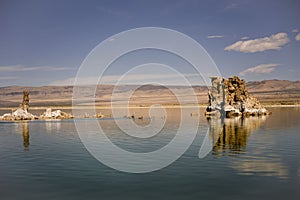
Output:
top-left (205, 76), bottom-right (271, 118)
top-left (22, 90), bottom-right (30, 112)
top-left (39, 108), bottom-right (74, 119)
top-left (0, 91), bottom-right (73, 121)
top-left (0, 108), bottom-right (37, 120)
top-left (0, 90), bottom-right (37, 120)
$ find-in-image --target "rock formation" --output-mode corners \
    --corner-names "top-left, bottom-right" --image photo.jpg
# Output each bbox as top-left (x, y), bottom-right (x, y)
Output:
top-left (95, 112), bottom-right (104, 118)
top-left (205, 76), bottom-right (271, 118)
top-left (0, 91), bottom-right (73, 121)
top-left (22, 90), bottom-right (30, 112)
top-left (39, 108), bottom-right (74, 119)
top-left (0, 90), bottom-right (37, 120)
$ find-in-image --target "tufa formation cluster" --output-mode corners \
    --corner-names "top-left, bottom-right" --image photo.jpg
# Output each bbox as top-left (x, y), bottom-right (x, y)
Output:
top-left (0, 90), bottom-right (73, 121)
top-left (205, 76), bottom-right (271, 118)
top-left (1, 90), bottom-right (37, 120)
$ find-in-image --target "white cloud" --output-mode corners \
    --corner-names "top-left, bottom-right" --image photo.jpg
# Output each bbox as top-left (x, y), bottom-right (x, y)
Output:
top-left (295, 33), bottom-right (300, 41)
top-left (0, 65), bottom-right (73, 72)
top-left (292, 29), bottom-right (299, 33)
top-left (225, 33), bottom-right (290, 53)
top-left (239, 64), bottom-right (280, 76)
top-left (207, 35), bottom-right (224, 39)
top-left (241, 36), bottom-right (249, 40)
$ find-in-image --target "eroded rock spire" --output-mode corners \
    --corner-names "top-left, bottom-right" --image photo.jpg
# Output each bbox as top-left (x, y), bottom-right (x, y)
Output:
top-left (205, 76), bottom-right (271, 118)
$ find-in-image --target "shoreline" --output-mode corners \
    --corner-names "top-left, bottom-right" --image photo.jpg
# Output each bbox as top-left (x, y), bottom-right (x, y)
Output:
top-left (1, 104), bottom-right (300, 111)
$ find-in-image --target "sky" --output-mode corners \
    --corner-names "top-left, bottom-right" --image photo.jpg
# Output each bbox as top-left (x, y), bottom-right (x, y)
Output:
top-left (0, 0), bottom-right (300, 86)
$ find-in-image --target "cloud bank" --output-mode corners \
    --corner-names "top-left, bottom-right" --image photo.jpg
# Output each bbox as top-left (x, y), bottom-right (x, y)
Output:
top-left (0, 65), bottom-right (72, 72)
top-left (207, 35), bottom-right (224, 39)
top-left (239, 64), bottom-right (280, 76)
top-left (0, 76), bottom-right (19, 80)
top-left (225, 33), bottom-right (290, 53)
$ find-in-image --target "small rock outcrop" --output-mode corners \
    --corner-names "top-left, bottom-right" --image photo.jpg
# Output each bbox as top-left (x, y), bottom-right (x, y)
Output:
top-left (39, 108), bottom-right (74, 119)
top-left (95, 112), bottom-right (104, 118)
top-left (205, 76), bottom-right (271, 118)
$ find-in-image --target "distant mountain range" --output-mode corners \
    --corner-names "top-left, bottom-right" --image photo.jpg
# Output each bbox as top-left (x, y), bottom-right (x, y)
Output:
top-left (247, 79), bottom-right (300, 92)
top-left (0, 79), bottom-right (299, 107)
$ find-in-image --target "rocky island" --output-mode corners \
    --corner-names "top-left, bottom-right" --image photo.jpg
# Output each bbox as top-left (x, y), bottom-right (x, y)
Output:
top-left (0, 90), bottom-right (38, 120)
top-left (0, 90), bottom-right (73, 121)
top-left (205, 76), bottom-right (271, 118)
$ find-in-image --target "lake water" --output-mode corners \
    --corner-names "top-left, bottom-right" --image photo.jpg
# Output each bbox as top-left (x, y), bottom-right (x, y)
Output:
top-left (0, 107), bottom-right (299, 200)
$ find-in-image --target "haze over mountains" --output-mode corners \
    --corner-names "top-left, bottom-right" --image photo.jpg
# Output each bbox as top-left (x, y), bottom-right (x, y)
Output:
top-left (0, 79), bottom-right (299, 107)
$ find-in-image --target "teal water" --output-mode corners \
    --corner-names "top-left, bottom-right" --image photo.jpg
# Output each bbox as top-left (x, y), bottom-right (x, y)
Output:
top-left (0, 107), bottom-right (299, 200)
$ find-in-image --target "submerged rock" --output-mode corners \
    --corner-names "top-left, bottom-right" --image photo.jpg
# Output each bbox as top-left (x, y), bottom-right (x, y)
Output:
top-left (205, 76), bottom-right (271, 118)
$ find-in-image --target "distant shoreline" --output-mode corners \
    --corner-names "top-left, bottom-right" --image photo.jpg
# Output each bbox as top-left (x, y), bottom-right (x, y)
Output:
top-left (1, 104), bottom-right (300, 111)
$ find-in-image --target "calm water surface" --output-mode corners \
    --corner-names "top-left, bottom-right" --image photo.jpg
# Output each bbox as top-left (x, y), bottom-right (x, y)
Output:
top-left (0, 107), bottom-right (299, 200)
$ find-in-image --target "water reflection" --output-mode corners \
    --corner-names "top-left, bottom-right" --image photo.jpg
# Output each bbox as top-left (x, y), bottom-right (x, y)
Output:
top-left (21, 122), bottom-right (30, 150)
top-left (208, 116), bottom-right (267, 155)
top-left (45, 120), bottom-right (62, 132)
top-left (207, 115), bottom-right (294, 179)
top-left (231, 156), bottom-right (288, 178)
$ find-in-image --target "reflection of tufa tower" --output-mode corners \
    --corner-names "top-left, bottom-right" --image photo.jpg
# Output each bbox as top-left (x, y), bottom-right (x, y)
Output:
top-left (209, 116), bottom-right (267, 155)
top-left (22, 122), bottom-right (30, 149)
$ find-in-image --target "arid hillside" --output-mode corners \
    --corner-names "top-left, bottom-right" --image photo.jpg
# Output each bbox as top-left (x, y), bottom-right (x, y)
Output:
top-left (0, 79), bottom-right (299, 107)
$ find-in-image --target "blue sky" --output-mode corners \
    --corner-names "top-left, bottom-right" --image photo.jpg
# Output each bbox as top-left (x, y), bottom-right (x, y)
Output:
top-left (0, 0), bottom-right (300, 86)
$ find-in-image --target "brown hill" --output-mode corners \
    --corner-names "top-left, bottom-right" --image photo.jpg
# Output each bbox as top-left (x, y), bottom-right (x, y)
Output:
top-left (246, 80), bottom-right (300, 104)
top-left (0, 79), bottom-right (299, 107)
top-left (247, 79), bottom-right (300, 92)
